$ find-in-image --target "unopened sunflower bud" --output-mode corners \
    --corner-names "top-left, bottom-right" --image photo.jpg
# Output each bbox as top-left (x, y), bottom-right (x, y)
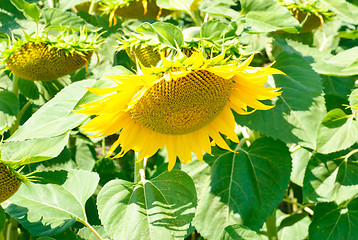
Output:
top-left (126, 45), bottom-right (161, 67)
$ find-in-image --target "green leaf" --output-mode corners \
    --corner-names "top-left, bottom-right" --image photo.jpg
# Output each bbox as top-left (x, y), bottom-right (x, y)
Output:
top-left (8, 79), bottom-right (99, 141)
top-left (10, 0), bottom-right (41, 22)
top-left (199, 0), bottom-right (238, 19)
top-left (69, 138), bottom-right (97, 171)
top-left (97, 170), bottom-right (197, 240)
top-left (43, 8), bottom-right (99, 32)
top-left (303, 151), bottom-right (358, 204)
top-left (321, 75), bottom-right (356, 99)
top-left (240, 0), bottom-right (299, 33)
top-left (156, 0), bottom-right (194, 13)
top-left (58, 0), bottom-right (94, 10)
top-left (291, 147), bottom-right (310, 186)
top-left (316, 109), bottom-right (358, 153)
top-left (1, 133), bottom-right (70, 165)
top-left (319, 0), bottom-right (358, 24)
top-left (192, 137), bottom-right (292, 239)
top-left (3, 169), bottom-right (99, 236)
top-left (236, 51), bottom-right (326, 149)
top-left (277, 211), bottom-right (310, 240)
top-left (349, 89), bottom-right (358, 112)
top-left (312, 47), bottom-right (358, 76)
top-left (137, 22), bottom-right (184, 49)
top-left (77, 225), bottom-right (109, 240)
top-left (201, 20), bottom-right (236, 39)
top-left (0, 90), bottom-right (19, 131)
top-left (309, 200), bottom-right (358, 239)
top-left (220, 225), bottom-right (264, 240)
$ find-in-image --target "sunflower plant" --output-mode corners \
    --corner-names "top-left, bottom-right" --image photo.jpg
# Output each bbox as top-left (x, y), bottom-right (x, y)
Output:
top-left (1, 0), bottom-right (358, 240)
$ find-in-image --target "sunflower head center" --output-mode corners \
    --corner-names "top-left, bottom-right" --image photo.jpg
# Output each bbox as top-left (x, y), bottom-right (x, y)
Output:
top-left (131, 69), bottom-right (232, 135)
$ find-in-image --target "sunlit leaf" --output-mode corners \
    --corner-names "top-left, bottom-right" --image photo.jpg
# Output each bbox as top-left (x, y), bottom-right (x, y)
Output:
top-left (319, 0), bottom-right (358, 24)
top-left (97, 170), bottom-right (197, 240)
top-left (192, 137), bottom-right (291, 239)
top-left (156, 0), bottom-right (194, 13)
top-left (3, 169), bottom-right (99, 236)
top-left (277, 211), bottom-right (310, 240)
top-left (291, 147), bottom-right (310, 186)
top-left (220, 224), bottom-right (264, 240)
top-left (43, 8), bottom-right (99, 32)
top-left (303, 151), bottom-right (358, 204)
top-left (201, 20), bottom-right (236, 39)
top-left (312, 47), bottom-right (358, 76)
top-left (8, 79), bottom-right (108, 141)
top-left (240, 0), bottom-right (299, 33)
top-left (137, 22), bottom-right (184, 49)
top-left (309, 200), bottom-right (358, 239)
top-left (1, 133), bottom-right (70, 165)
top-left (10, 0), bottom-right (41, 22)
top-left (77, 225), bottom-right (110, 240)
top-left (316, 109), bottom-right (358, 153)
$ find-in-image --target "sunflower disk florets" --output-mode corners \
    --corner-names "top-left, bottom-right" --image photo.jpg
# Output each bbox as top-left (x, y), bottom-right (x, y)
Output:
top-left (1, 29), bottom-right (101, 81)
top-left (77, 51), bottom-right (284, 170)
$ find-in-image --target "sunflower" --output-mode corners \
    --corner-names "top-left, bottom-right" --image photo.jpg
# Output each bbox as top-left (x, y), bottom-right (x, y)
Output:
top-left (77, 52), bottom-right (284, 171)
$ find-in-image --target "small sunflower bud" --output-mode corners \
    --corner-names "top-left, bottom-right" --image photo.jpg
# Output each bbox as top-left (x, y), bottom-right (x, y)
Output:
top-left (126, 45), bottom-right (161, 67)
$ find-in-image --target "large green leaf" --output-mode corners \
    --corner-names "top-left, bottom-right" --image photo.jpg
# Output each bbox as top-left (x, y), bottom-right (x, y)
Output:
top-left (319, 0), bottom-right (358, 24)
top-left (192, 137), bottom-right (291, 239)
top-left (316, 109), bottom-right (358, 153)
top-left (0, 90), bottom-right (19, 132)
top-left (10, 0), bottom-right (41, 22)
top-left (309, 199), bottom-right (358, 239)
top-left (240, 0), bottom-right (299, 33)
top-left (321, 75), bottom-right (356, 99)
top-left (1, 133), bottom-right (69, 165)
top-left (201, 20), bottom-right (236, 39)
top-left (220, 225), bottom-right (264, 240)
top-left (312, 47), bottom-right (358, 76)
top-left (8, 79), bottom-right (108, 141)
top-left (43, 8), bottom-right (99, 32)
top-left (97, 170), bottom-right (197, 240)
top-left (236, 51), bottom-right (326, 149)
top-left (3, 169), bottom-right (99, 236)
top-left (303, 151), bottom-right (358, 204)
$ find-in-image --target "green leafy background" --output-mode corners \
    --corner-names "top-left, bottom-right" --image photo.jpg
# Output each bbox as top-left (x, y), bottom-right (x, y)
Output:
top-left (1, 0), bottom-right (358, 240)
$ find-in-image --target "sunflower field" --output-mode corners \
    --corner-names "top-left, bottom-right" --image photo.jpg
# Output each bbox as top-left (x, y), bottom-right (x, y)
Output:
top-left (1, 0), bottom-right (358, 239)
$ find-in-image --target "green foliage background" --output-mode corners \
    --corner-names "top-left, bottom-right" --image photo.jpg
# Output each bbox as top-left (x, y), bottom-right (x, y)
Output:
top-left (1, 0), bottom-right (358, 239)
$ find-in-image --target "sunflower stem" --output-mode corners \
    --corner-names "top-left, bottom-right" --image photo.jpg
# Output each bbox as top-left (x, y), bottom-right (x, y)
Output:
top-left (266, 209), bottom-right (278, 240)
top-left (77, 219), bottom-right (103, 240)
top-left (88, 0), bottom-right (96, 15)
top-left (9, 101), bottom-right (31, 136)
top-left (5, 217), bottom-right (18, 240)
top-left (134, 152), bottom-right (147, 183)
top-left (12, 75), bottom-right (19, 98)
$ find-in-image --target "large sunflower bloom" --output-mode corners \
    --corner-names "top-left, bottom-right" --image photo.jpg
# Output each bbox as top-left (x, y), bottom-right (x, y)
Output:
top-left (77, 53), bottom-right (284, 171)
